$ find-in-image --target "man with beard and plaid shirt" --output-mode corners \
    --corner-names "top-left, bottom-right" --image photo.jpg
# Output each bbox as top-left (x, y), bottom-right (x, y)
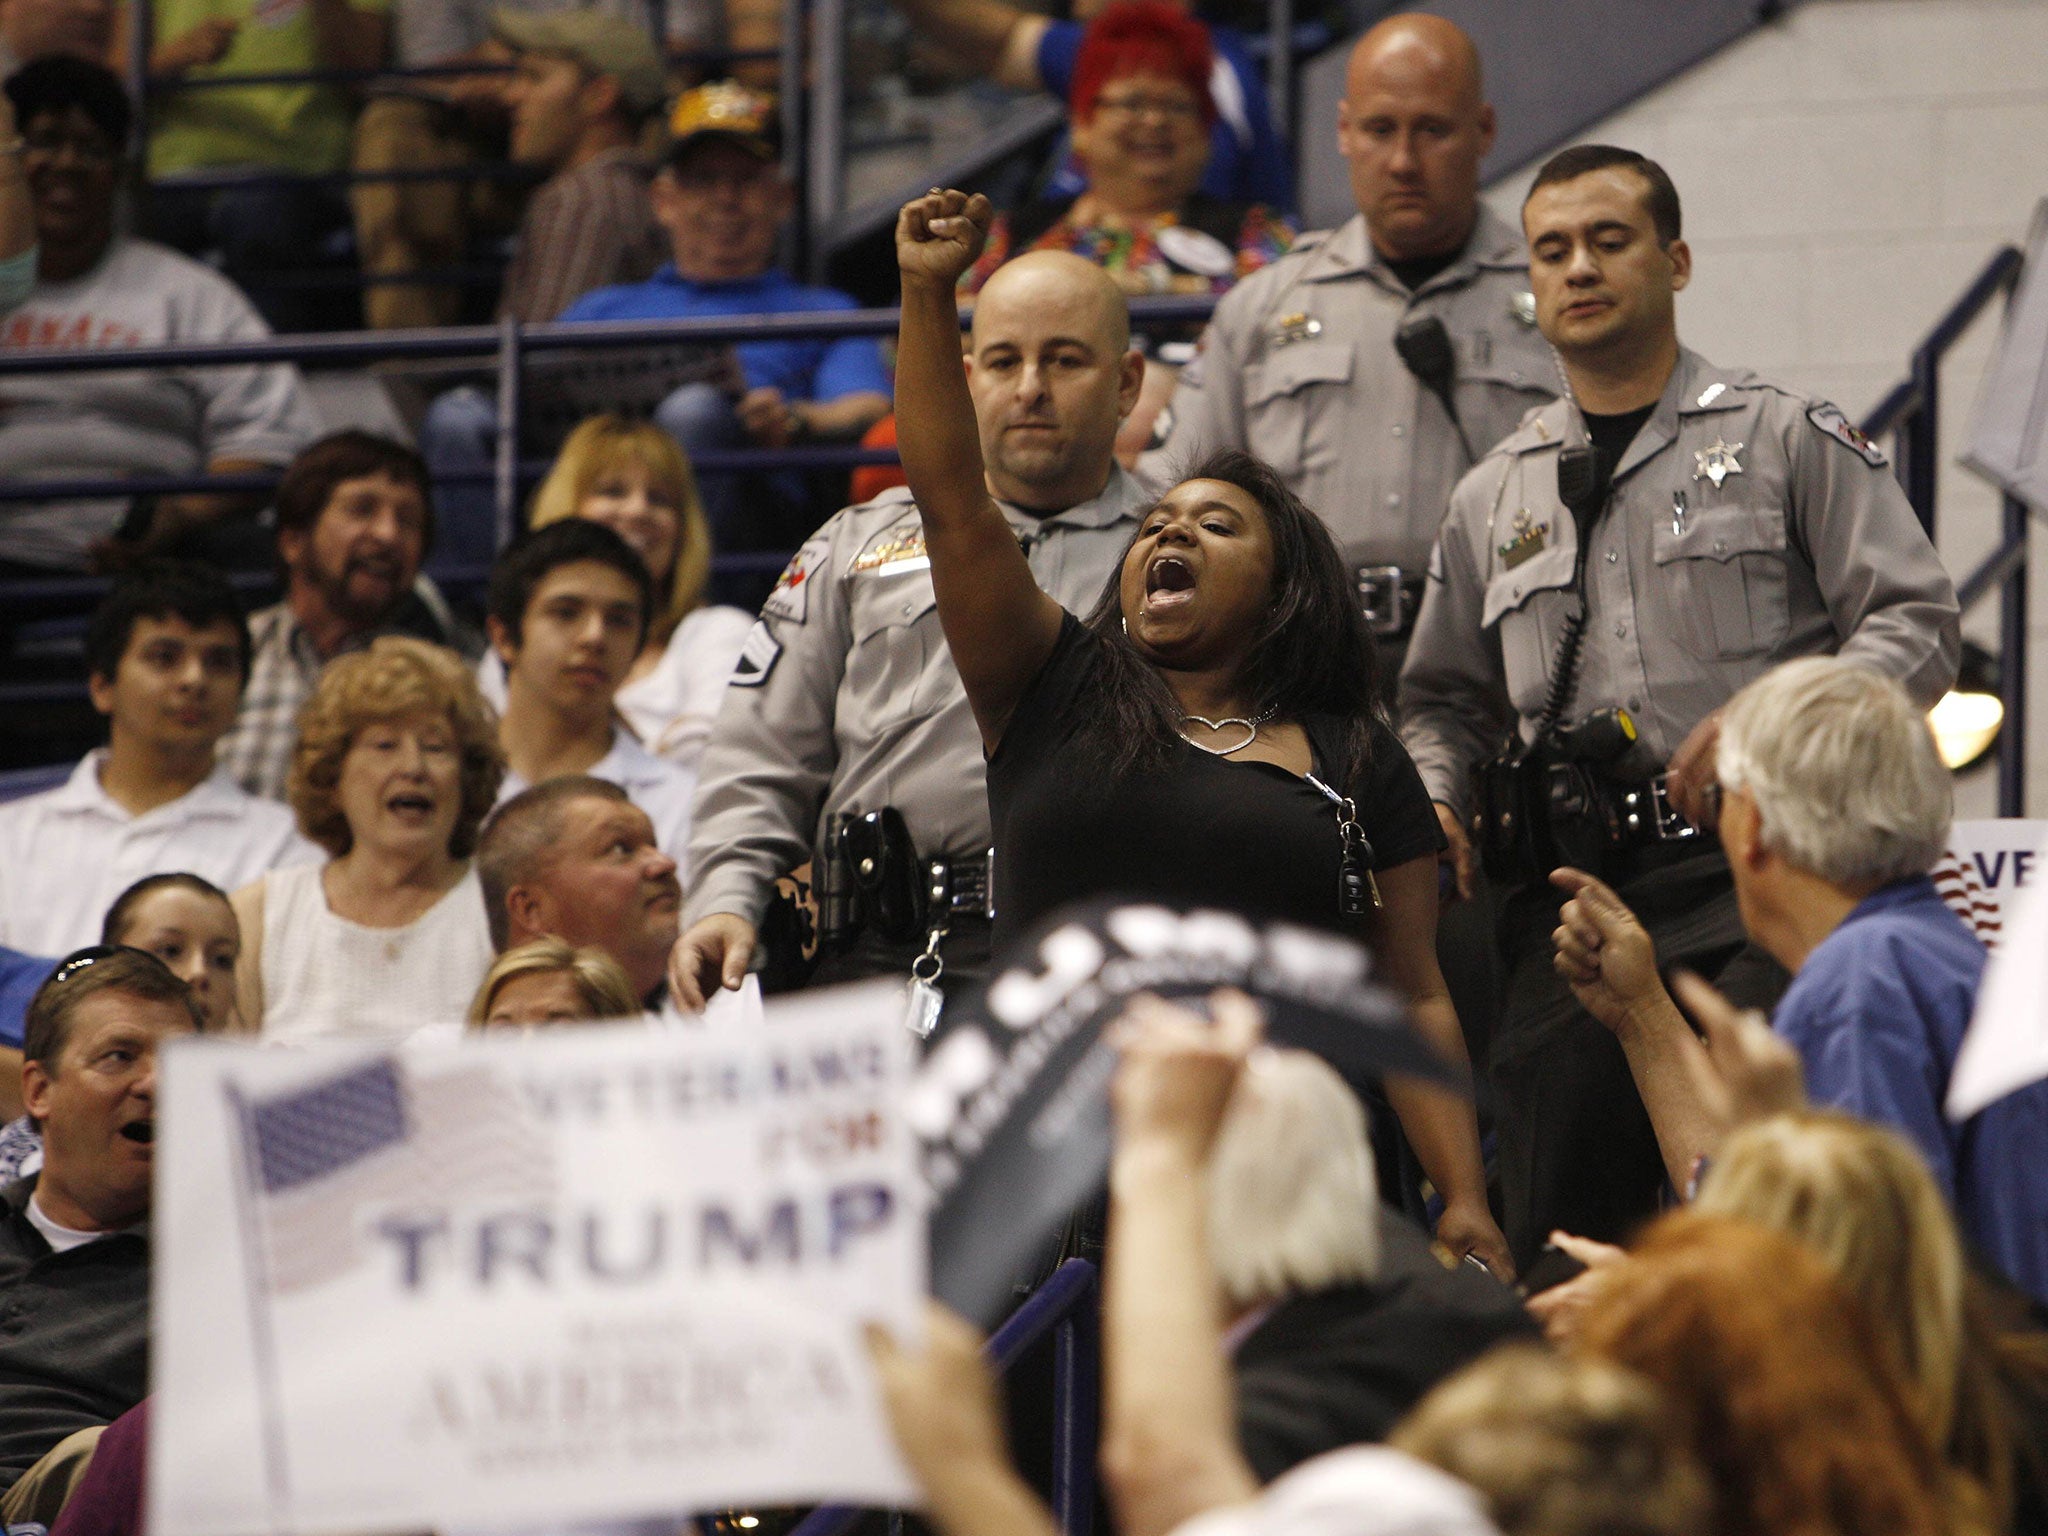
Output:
top-left (217, 432), bottom-right (480, 801)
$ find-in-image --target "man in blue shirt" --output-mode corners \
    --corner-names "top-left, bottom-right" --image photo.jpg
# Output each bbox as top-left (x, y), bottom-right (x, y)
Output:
top-left (559, 84), bottom-right (891, 553)
top-left (1549, 656), bottom-right (2047, 1304)
top-left (421, 83), bottom-right (891, 560)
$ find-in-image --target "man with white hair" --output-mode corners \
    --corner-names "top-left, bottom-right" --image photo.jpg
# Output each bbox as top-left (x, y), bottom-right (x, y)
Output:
top-left (1208, 1047), bottom-right (1536, 1479)
top-left (1552, 656), bottom-right (2046, 1301)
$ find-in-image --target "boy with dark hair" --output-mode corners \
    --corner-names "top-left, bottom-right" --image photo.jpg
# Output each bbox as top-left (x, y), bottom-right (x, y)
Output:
top-left (0, 561), bottom-right (313, 958)
top-left (80, 557), bottom-right (253, 686)
top-left (217, 429), bottom-right (476, 801)
top-left (0, 946), bottom-right (199, 1526)
top-left (486, 521), bottom-right (693, 863)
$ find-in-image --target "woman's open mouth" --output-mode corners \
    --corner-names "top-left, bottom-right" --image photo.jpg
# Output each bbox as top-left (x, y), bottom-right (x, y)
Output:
top-left (1145, 554), bottom-right (1197, 610)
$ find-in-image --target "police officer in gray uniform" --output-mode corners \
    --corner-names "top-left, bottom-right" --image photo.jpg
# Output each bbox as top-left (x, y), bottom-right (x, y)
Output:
top-left (1399, 145), bottom-right (1960, 1268)
top-left (1152, 13), bottom-right (1556, 650)
top-left (670, 249), bottom-right (1151, 1014)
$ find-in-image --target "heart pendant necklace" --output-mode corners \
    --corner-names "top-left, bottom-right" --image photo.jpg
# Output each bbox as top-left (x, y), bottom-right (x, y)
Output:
top-left (1179, 704), bottom-right (1279, 756)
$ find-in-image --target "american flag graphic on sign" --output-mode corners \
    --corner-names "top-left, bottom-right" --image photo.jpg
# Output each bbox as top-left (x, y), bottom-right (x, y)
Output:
top-left (239, 1057), bottom-right (556, 1293)
top-left (1931, 848), bottom-right (2004, 950)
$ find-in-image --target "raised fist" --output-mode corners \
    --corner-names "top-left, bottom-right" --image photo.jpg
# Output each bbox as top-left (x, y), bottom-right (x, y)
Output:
top-left (896, 187), bottom-right (993, 288)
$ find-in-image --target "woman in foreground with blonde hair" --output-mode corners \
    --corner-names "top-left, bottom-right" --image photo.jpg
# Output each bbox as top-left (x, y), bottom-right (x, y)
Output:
top-left (1576, 1212), bottom-right (1961, 1536)
top-left (466, 938), bottom-right (640, 1028)
top-left (1695, 1111), bottom-right (2048, 1532)
top-left (481, 414), bottom-right (752, 770)
top-left (233, 636), bottom-right (505, 1040)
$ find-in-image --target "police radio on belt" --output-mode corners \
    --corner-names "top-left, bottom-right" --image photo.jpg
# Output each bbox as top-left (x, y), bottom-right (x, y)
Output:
top-left (1471, 439), bottom-right (1701, 886)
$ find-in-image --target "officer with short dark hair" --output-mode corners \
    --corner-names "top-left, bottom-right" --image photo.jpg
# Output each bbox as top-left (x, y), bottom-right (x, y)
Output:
top-left (1398, 143), bottom-right (1960, 1269)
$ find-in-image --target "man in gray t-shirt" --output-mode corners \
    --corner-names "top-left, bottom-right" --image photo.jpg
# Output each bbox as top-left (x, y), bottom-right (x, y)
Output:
top-left (0, 59), bottom-right (315, 573)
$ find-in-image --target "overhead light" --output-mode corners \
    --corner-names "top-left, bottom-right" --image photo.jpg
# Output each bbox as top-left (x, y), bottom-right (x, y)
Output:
top-left (1930, 641), bottom-right (2003, 772)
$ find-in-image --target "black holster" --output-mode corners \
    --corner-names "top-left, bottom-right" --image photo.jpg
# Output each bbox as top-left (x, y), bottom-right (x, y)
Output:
top-left (1473, 748), bottom-right (1623, 890)
top-left (816, 807), bottom-right (928, 952)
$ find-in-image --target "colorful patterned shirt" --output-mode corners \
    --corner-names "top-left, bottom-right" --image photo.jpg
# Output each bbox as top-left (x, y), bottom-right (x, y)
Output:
top-left (962, 196), bottom-right (1294, 299)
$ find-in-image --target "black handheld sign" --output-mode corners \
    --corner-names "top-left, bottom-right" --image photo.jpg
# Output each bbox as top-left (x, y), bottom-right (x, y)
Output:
top-left (916, 897), bottom-right (1466, 1324)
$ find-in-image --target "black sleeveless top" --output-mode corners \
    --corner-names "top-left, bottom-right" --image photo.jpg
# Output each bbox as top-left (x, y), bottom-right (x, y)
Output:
top-left (987, 615), bottom-right (1445, 946)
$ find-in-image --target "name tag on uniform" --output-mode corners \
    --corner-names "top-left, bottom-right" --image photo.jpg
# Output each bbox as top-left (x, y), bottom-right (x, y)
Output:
top-left (850, 527), bottom-right (930, 576)
top-left (1498, 509), bottom-right (1549, 570)
top-left (1271, 311), bottom-right (1322, 346)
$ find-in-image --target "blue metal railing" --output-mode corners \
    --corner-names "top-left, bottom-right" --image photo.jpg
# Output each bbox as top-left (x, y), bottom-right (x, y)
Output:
top-left (0, 294), bottom-right (1217, 535)
top-left (0, 296), bottom-right (1219, 726)
top-left (1857, 243), bottom-right (2030, 817)
top-left (788, 1259), bottom-right (1101, 1536)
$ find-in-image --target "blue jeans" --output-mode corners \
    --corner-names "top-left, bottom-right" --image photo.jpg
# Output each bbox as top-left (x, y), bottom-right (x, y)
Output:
top-left (654, 381), bottom-right (820, 554)
top-left (422, 381), bottom-right (824, 578)
top-left (419, 385), bottom-right (504, 575)
top-left (148, 180), bottom-right (354, 333)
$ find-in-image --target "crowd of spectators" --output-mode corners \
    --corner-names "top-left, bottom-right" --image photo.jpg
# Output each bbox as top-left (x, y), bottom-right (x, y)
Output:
top-left (0, 5), bottom-right (2043, 1536)
top-left (0, 0), bottom-right (1313, 589)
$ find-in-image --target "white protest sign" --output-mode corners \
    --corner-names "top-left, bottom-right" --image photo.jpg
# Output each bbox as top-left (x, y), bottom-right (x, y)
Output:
top-left (151, 983), bottom-right (921, 1536)
top-left (1950, 831), bottom-right (2048, 1120)
top-left (1932, 820), bottom-right (2048, 948)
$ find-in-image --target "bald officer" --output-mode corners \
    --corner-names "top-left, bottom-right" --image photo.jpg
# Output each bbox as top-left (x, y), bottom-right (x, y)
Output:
top-left (1398, 145), bottom-right (1959, 1267)
top-left (673, 252), bottom-right (1149, 1011)
top-left (1152, 12), bottom-right (1555, 645)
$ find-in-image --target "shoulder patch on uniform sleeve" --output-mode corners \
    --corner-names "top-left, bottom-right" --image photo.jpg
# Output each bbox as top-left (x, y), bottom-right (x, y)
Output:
top-left (761, 536), bottom-right (831, 624)
top-left (1807, 402), bottom-right (1888, 467)
top-left (728, 620), bottom-right (782, 688)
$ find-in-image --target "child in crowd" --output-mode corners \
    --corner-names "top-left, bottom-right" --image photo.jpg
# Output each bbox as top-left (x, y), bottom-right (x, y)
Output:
top-left (0, 873), bottom-right (240, 1185)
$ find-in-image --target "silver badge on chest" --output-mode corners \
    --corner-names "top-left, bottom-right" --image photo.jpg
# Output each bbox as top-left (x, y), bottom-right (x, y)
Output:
top-left (1693, 438), bottom-right (1744, 491)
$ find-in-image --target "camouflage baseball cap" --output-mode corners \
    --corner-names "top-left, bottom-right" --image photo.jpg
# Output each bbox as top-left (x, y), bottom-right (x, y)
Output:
top-left (490, 10), bottom-right (669, 117)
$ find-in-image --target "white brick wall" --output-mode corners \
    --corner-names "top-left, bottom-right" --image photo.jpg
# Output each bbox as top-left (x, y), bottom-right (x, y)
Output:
top-left (1481, 0), bottom-right (2048, 815)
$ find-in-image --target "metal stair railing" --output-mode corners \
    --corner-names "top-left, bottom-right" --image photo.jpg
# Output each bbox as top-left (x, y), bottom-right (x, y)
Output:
top-left (0, 293), bottom-right (1217, 541)
top-left (787, 1258), bottom-right (1102, 1536)
top-left (1859, 244), bottom-right (2030, 816)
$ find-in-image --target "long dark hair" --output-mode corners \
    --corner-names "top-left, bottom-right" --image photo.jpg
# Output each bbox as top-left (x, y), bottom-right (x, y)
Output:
top-left (1077, 450), bottom-right (1383, 785)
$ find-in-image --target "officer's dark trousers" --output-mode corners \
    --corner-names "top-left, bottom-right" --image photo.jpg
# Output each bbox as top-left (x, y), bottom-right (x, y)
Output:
top-left (1491, 847), bottom-right (1790, 1270)
top-left (806, 921), bottom-right (993, 1017)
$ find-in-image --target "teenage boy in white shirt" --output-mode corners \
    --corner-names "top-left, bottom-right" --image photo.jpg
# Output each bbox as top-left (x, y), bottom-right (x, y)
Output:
top-left (487, 520), bottom-right (697, 867)
top-left (0, 561), bottom-right (313, 957)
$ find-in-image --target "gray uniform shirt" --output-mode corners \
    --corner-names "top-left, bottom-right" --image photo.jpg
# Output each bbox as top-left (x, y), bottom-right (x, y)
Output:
top-left (1151, 206), bottom-right (1557, 572)
top-left (1398, 348), bottom-right (1961, 819)
top-left (684, 467), bottom-right (1152, 928)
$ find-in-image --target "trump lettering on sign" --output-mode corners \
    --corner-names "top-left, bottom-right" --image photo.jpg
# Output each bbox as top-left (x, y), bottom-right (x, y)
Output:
top-left (150, 983), bottom-right (922, 1536)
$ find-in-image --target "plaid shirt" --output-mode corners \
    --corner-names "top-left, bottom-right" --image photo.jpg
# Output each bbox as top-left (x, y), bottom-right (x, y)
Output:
top-left (217, 599), bottom-right (481, 801)
top-left (216, 603), bottom-right (327, 802)
top-left (0, 1120), bottom-right (38, 1189)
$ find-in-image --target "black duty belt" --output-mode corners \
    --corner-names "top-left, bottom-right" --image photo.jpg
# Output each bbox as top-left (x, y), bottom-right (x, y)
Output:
top-left (1545, 766), bottom-right (1705, 852)
top-left (1598, 773), bottom-right (1705, 847)
top-left (1478, 756), bottom-right (1704, 890)
top-left (1357, 565), bottom-right (1427, 638)
top-left (924, 851), bottom-right (995, 924)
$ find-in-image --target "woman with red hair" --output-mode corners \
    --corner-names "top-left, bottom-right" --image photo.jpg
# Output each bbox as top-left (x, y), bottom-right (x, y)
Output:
top-left (1576, 1212), bottom-right (1971, 1536)
top-left (961, 0), bottom-right (1291, 299)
